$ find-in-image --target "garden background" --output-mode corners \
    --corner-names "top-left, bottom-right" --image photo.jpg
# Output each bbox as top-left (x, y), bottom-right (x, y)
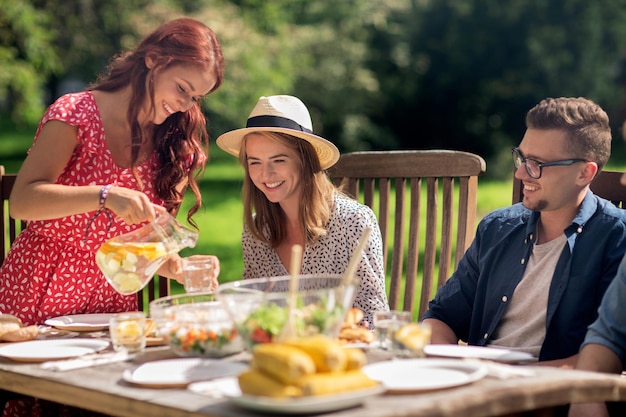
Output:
top-left (3, 0), bottom-right (626, 292)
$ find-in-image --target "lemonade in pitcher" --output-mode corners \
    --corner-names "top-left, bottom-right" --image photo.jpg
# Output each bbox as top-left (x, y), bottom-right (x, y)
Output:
top-left (95, 212), bottom-right (198, 295)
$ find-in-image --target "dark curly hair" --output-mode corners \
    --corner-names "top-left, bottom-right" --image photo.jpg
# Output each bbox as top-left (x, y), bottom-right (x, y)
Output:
top-left (88, 18), bottom-right (224, 227)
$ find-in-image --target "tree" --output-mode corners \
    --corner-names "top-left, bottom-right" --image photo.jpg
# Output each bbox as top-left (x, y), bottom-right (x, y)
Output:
top-left (366, 0), bottom-right (626, 175)
top-left (0, 0), bottom-right (60, 124)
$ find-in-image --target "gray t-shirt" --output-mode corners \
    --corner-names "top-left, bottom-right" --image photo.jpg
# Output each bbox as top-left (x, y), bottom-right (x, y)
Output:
top-left (489, 233), bottom-right (567, 357)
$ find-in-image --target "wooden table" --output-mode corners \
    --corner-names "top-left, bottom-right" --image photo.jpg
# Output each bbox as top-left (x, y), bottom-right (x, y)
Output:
top-left (1, 343), bottom-right (625, 417)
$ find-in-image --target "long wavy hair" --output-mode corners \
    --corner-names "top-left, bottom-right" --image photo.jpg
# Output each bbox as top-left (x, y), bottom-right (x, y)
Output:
top-left (239, 131), bottom-right (337, 247)
top-left (88, 18), bottom-right (224, 227)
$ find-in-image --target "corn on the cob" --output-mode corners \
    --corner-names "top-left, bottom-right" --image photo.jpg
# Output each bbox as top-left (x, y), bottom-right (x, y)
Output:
top-left (297, 370), bottom-right (378, 396)
top-left (343, 347), bottom-right (367, 370)
top-left (283, 335), bottom-right (347, 372)
top-left (251, 343), bottom-right (316, 384)
top-left (238, 370), bottom-right (302, 398)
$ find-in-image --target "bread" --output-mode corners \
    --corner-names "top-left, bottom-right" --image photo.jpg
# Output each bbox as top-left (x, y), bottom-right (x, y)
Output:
top-left (144, 319), bottom-right (157, 337)
top-left (0, 314), bottom-right (23, 339)
top-left (344, 308), bottom-right (364, 327)
top-left (0, 314), bottom-right (38, 342)
top-left (339, 308), bottom-right (374, 344)
top-left (1, 325), bottom-right (39, 342)
top-left (338, 326), bottom-right (374, 344)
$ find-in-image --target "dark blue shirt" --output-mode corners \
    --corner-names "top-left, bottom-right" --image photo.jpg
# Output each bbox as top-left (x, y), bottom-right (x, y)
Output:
top-left (582, 254), bottom-right (626, 367)
top-left (423, 191), bottom-right (626, 361)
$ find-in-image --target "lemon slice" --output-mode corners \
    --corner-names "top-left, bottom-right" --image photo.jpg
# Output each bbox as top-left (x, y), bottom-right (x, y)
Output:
top-left (394, 323), bottom-right (432, 352)
top-left (112, 272), bottom-right (143, 294)
top-left (114, 321), bottom-right (143, 338)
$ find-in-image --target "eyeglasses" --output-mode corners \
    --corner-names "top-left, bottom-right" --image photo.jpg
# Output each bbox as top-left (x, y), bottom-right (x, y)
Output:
top-left (512, 148), bottom-right (587, 179)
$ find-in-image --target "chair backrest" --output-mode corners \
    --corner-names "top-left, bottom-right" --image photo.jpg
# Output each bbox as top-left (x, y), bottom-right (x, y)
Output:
top-left (327, 150), bottom-right (487, 319)
top-left (0, 166), bottom-right (167, 311)
top-left (0, 166), bottom-right (25, 265)
top-left (512, 170), bottom-right (626, 207)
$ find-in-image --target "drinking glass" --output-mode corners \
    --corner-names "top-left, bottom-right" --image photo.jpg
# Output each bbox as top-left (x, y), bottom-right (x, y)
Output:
top-left (181, 255), bottom-right (218, 293)
top-left (392, 321), bottom-right (432, 358)
top-left (374, 310), bottom-right (411, 351)
top-left (109, 311), bottom-right (146, 353)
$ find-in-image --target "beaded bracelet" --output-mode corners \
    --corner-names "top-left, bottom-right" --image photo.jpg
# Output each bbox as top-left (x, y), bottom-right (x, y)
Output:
top-left (99, 184), bottom-right (113, 210)
top-left (83, 184), bottom-right (114, 245)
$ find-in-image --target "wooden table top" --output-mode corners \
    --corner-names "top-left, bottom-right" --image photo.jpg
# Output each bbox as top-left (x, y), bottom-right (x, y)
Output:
top-left (1, 341), bottom-right (625, 417)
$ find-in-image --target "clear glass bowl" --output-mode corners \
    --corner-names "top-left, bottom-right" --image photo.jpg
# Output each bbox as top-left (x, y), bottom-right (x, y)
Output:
top-left (149, 292), bottom-right (244, 357)
top-left (215, 274), bottom-right (358, 350)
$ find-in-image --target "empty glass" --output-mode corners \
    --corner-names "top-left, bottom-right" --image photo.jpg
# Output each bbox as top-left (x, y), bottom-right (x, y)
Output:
top-left (181, 255), bottom-right (218, 293)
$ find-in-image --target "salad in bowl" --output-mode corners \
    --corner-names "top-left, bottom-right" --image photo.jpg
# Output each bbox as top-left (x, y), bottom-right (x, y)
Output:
top-left (215, 274), bottom-right (358, 349)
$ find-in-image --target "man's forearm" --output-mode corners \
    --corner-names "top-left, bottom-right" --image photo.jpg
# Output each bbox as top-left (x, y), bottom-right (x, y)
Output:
top-left (575, 343), bottom-right (622, 374)
top-left (422, 318), bottom-right (459, 344)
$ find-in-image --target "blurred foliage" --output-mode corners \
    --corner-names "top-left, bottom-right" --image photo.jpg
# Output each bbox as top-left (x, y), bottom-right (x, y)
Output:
top-left (2, 0), bottom-right (626, 178)
top-left (0, 0), bottom-right (61, 126)
top-left (370, 0), bottom-right (626, 177)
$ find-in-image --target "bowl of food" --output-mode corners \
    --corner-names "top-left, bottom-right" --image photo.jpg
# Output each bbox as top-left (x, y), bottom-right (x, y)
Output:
top-left (149, 292), bottom-right (244, 357)
top-left (215, 274), bottom-right (358, 350)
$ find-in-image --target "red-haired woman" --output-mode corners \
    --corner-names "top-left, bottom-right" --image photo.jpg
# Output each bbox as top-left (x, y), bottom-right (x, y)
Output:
top-left (1, 16), bottom-right (224, 417)
top-left (0, 17), bottom-right (223, 326)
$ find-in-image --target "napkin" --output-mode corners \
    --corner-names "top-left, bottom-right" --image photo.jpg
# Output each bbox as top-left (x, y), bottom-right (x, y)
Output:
top-left (464, 359), bottom-right (536, 379)
top-left (40, 350), bottom-right (134, 371)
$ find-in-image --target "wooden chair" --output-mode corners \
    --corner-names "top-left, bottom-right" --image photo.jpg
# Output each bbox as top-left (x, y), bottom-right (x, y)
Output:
top-left (0, 166), bottom-right (25, 265)
top-left (512, 170), bottom-right (626, 207)
top-left (327, 150), bottom-right (487, 319)
top-left (0, 166), bottom-right (167, 311)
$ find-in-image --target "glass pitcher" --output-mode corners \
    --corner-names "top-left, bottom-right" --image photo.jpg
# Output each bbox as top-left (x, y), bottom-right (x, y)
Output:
top-left (95, 212), bottom-right (199, 295)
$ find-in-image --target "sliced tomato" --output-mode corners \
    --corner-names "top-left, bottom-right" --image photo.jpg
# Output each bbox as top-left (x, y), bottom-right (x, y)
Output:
top-left (250, 328), bottom-right (272, 343)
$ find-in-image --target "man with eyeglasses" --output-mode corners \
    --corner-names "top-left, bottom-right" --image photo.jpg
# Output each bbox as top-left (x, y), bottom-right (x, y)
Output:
top-left (423, 97), bottom-right (626, 371)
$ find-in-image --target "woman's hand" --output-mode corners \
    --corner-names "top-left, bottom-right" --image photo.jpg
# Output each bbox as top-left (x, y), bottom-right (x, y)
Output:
top-left (179, 254), bottom-right (221, 291)
top-left (157, 254), bottom-right (221, 291)
top-left (157, 254), bottom-right (183, 281)
top-left (105, 186), bottom-right (163, 225)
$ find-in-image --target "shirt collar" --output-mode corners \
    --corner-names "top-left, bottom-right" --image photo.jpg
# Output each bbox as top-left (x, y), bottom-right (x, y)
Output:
top-left (524, 189), bottom-right (595, 239)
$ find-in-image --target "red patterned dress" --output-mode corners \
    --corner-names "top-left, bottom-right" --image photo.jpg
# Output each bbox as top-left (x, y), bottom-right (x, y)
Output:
top-left (0, 91), bottom-right (166, 326)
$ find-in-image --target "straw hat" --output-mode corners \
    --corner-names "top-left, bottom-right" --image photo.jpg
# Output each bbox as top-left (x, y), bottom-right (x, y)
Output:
top-left (216, 95), bottom-right (340, 170)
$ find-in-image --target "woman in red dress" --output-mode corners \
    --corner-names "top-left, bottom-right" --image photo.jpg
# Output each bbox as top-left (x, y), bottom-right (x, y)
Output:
top-left (0, 18), bottom-right (224, 416)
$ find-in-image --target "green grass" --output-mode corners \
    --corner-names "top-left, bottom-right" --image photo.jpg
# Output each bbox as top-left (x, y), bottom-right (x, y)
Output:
top-left (178, 150), bottom-right (246, 284)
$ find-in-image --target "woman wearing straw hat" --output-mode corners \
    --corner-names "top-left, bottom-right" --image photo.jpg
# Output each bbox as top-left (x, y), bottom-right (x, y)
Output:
top-left (216, 95), bottom-right (389, 328)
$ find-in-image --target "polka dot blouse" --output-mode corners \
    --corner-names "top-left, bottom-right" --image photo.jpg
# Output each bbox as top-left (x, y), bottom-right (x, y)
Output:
top-left (242, 193), bottom-right (390, 327)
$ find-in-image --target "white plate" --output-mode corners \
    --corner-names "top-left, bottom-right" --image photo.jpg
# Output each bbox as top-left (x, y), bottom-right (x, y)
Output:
top-left (36, 326), bottom-right (80, 340)
top-left (423, 344), bottom-right (535, 363)
top-left (188, 377), bottom-right (242, 398)
top-left (228, 384), bottom-right (385, 414)
top-left (0, 339), bottom-right (110, 363)
top-left (123, 358), bottom-right (247, 388)
top-left (342, 340), bottom-right (381, 350)
top-left (45, 313), bottom-right (117, 332)
top-left (362, 358), bottom-right (488, 393)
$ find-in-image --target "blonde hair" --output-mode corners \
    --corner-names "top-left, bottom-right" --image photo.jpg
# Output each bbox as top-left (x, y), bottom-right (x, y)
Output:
top-left (239, 131), bottom-right (336, 247)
